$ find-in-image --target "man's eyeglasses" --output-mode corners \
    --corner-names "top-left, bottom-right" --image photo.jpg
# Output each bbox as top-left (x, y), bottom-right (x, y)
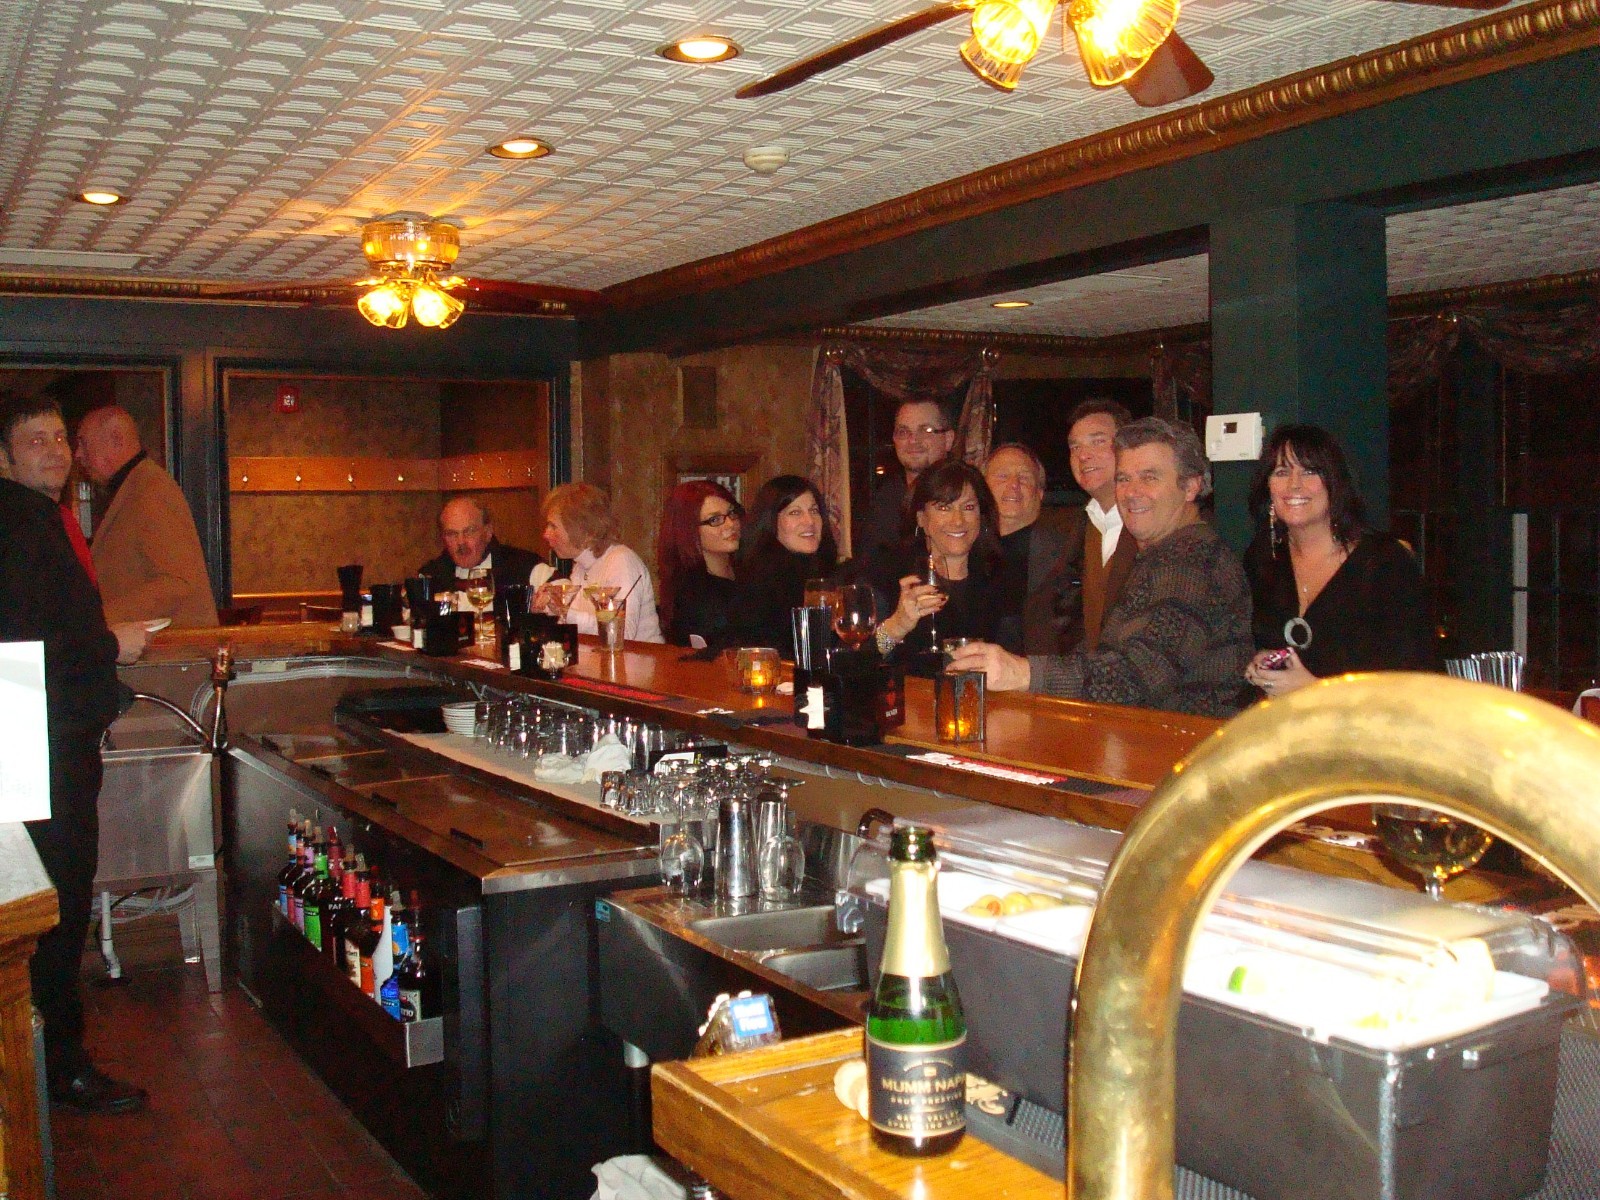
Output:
top-left (893, 424), bottom-right (951, 441)
top-left (700, 507), bottom-right (743, 528)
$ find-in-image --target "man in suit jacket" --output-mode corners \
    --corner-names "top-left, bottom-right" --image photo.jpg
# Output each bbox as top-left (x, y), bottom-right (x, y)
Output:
top-left (76, 405), bottom-right (218, 628)
top-left (418, 496), bottom-right (543, 598)
top-left (0, 391), bottom-right (149, 1114)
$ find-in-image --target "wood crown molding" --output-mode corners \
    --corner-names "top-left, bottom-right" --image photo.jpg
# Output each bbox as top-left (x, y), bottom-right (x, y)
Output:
top-left (604, 0), bottom-right (1600, 312)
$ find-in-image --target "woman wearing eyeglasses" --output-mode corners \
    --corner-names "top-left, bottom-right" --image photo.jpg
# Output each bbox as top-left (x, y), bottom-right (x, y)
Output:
top-left (725, 475), bottom-right (840, 658)
top-left (657, 480), bottom-right (743, 647)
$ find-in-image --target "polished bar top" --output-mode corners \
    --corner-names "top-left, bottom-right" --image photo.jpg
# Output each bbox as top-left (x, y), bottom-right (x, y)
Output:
top-left (140, 625), bottom-right (1560, 903)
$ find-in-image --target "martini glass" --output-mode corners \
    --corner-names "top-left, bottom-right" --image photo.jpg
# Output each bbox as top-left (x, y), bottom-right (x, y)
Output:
top-left (1372, 802), bottom-right (1493, 900)
top-left (544, 578), bottom-right (580, 619)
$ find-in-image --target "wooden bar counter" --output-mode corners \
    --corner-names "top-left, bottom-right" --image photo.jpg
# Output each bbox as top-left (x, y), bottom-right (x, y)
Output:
top-left (0, 825), bottom-right (58, 1200)
top-left (138, 625), bottom-right (1554, 901)
top-left (653, 1029), bottom-right (1055, 1200)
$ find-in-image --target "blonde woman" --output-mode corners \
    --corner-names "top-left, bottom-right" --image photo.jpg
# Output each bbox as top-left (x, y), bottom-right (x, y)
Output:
top-left (534, 483), bottom-right (663, 643)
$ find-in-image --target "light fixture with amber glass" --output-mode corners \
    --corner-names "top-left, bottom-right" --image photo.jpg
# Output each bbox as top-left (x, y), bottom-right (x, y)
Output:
top-left (1066, 0), bottom-right (1180, 86)
top-left (961, 0), bottom-right (1058, 90)
top-left (356, 213), bottom-right (466, 330)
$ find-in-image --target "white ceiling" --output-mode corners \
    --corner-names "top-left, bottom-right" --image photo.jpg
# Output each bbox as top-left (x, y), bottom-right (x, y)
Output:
top-left (867, 180), bottom-right (1600, 337)
top-left (0, 0), bottom-right (1484, 300)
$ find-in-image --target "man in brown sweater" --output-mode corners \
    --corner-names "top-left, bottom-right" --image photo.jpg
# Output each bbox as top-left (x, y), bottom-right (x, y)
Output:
top-left (76, 405), bottom-right (218, 628)
top-left (951, 417), bottom-right (1252, 719)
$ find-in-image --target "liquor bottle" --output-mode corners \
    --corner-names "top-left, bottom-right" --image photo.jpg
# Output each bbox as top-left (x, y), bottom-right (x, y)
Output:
top-left (291, 828), bottom-right (324, 935)
top-left (357, 896), bottom-right (387, 1000)
top-left (287, 824), bottom-right (314, 929)
top-left (343, 870), bottom-right (373, 988)
top-left (301, 842), bottom-right (335, 951)
top-left (395, 932), bottom-right (432, 1023)
top-left (276, 815), bottom-right (304, 917)
top-left (321, 858), bottom-right (356, 965)
top-left (865, 824), bottom-right (966, 1156)
top-left (379, 966), bottom-right (403, 1020)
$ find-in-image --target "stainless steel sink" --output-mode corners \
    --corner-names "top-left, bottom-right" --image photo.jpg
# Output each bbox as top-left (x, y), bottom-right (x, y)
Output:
top-left (688, 904), bottom-right (867, 992)
top-left (759, 945), bottom-right (867, 991)
top-left (688, 905), bottom-right (853, 952)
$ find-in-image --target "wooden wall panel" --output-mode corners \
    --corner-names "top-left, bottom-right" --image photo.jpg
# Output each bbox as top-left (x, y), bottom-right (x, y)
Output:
top-left (590, 342), bottom-right (813, 575)
top-left (227, 375), bottom-right (441, 457)
top-left (230, 492), bottom-right (443, 593)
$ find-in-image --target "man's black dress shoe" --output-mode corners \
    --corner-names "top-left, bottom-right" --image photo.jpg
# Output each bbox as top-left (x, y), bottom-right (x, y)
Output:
top-left (49, 1066), bottom-right (148, 1115)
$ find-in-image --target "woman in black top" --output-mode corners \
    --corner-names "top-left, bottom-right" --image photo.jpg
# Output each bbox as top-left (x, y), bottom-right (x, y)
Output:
top-left (1242, 424), bottom-right (1436, 698)
top-left (871, 460), bottom-right (1009, 669)
top-left (656, 479), bottom-right (742, 647)
top-left (725, 475), bottom-right (839, 658)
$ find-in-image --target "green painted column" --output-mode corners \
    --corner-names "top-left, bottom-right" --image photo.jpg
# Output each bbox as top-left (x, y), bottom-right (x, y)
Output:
top-left (1450, 338), bottom-right (1512, 654)
top-left (1208, 203), bottom-right (1389, 550)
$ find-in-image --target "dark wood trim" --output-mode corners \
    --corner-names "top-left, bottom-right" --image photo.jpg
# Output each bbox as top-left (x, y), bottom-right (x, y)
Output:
top-left (1391, 266), bottom-right (1600, 314)
top-left (602, 0), bottom-right (1600, 312)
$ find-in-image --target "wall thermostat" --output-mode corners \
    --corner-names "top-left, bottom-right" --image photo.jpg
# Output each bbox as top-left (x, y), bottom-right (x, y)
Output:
top-left (1205, 412), bottom-right (1264, 462)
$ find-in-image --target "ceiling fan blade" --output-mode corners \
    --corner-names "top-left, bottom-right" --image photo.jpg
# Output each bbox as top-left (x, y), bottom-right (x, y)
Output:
top-left (735, 4), bottom-right (970, 99)
top-left (1381, 0), bottom-right (1510, 7)
top-left (1121, 32), bottom-right (1214, 108)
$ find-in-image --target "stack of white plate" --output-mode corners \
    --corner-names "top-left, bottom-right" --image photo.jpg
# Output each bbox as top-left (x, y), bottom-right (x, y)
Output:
top-left (441, 702), bottom-right (478, 737)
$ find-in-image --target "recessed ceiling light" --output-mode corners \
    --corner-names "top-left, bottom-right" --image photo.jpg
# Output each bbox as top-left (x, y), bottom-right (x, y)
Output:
top-left (992, 299), bottom-right (1032, 309)
top-left (488, 137), bottom-right (553, 160)
top-left (658, 35), bottom-right (740, 64)
top-left (77, 188), bottom-right (125, 206)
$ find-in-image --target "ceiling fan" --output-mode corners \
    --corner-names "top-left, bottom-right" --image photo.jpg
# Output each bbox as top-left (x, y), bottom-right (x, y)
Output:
top-left (212, 213), bottom-right (594, 326)
top-left (735, 0), bottom-right (1513, 109)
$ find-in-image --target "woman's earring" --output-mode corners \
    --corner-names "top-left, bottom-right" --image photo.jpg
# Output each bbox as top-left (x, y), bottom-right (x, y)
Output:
top-left (1270, 512), bottom-right (1282, 553)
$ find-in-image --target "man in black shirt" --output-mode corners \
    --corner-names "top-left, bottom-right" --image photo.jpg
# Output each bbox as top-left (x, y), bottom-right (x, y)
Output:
top-left (856, 399), bottom-right (956, 565)
top-left (0, 391), bottom-right (148, 1114)
top-left (418, 496), bottom-right (542, 597)
top-left (984, 442), bottom-right (1072, 653)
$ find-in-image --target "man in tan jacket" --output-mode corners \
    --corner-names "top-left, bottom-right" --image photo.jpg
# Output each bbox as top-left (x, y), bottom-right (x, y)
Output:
top-left (76, 406), bottom-right (218, 628)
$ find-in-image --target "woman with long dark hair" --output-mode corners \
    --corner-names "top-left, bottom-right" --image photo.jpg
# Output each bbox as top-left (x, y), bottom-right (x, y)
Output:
top-left (656, 479), bottom-right (742, 646)
top-left (871, 459), bottom-right (1010, 664)
top-left (1242, 424), bottom-right (1435, 698)
top-left (725, 475), bottom-right (839, 657)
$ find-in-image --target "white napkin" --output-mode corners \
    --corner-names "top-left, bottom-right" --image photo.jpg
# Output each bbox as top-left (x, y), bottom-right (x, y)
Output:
top-left (531, 561), bottom-right (555, 590)
top-left (534, 754), bottom-right (585, 784)
top-left (582, 733), bottom-right (634, 782)
top-left (590, 1155), bottom-right (687, 1200)
top-left (1575, 689), bottom-right (1600, 716)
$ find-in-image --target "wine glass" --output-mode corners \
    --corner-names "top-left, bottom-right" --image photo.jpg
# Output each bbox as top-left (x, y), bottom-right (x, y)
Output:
top-left (1372, 802), bottom-right (1494, 900)
top-left (832, 583), bottom-right (878, 650)
top-left (464, 567), bottom-right (495, 647)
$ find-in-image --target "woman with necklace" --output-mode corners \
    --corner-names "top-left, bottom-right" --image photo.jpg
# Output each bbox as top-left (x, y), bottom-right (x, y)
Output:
top-left (871, 459), bottom-right (1008, 671)
top-left (1242, 425), bottom-right (1436, 698)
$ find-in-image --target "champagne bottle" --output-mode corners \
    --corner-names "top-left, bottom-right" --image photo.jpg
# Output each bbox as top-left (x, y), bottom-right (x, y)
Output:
top-left (865, 824), bottom-right (965, 1156)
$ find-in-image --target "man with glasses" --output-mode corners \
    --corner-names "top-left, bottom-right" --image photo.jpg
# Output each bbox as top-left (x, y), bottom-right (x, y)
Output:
top-left (419, 496), bottom-right (542, 600)
top-left (858, 399), bottom-right (956, 564)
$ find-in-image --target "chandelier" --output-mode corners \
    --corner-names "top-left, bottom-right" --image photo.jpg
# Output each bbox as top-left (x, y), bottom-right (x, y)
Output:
top-left (357, 214), bottom-right (466, 329)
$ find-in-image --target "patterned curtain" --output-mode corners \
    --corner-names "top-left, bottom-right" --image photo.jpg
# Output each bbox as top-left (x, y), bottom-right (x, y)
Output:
top-left (808, 344), bottom-right (852, 558)
top-left (954, 347), bottom-right (999, 466)
top-left (807, 341), bottom-right (992, 559)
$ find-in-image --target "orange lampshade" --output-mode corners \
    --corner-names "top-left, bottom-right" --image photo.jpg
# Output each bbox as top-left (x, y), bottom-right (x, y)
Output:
top-left (1066, 0), bottom-right (1180, 87)
top-left (961, 0), bottom-right (1058, 89)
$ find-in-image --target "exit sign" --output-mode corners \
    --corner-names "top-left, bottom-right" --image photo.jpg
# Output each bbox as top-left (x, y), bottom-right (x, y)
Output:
top-left (277, 384), bottom-right (300, 414)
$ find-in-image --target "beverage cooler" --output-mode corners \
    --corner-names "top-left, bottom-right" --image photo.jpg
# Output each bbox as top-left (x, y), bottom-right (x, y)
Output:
top-left (852, 809), bottom-right (1588, 1200)
top-left (224, 700), bottom-right (657, 1200)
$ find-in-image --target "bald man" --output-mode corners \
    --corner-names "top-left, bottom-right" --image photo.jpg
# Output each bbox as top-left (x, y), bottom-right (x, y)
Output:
top-left (418, 496), bottom-right (542, 599)
top-left (76, 405), bottom-right (218, 628)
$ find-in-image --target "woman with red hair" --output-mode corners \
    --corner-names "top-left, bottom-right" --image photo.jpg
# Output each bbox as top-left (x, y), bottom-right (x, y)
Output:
top-left (657, 479), bottom-right (742, 646)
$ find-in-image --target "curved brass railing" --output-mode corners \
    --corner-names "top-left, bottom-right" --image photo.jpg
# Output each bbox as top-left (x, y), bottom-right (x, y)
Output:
top-left (1066, 673), bottom-right (1600, 1200)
